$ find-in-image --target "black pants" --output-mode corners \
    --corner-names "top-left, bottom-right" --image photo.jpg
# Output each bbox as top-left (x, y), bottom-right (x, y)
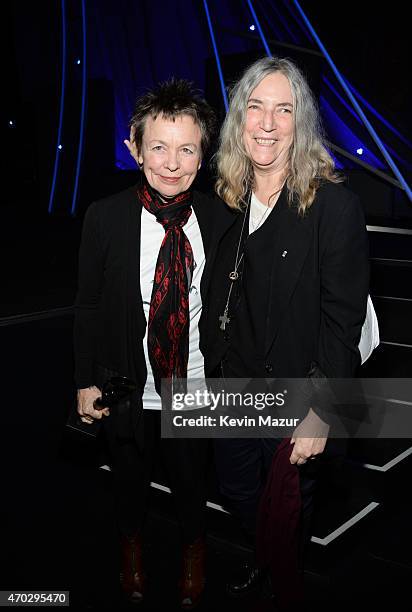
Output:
top-left (211, 362), bottom-right (318, 559)
top-left (214, 437), bottom-right (318, 544)
top-left (103, 410), bottom-right (209, 543)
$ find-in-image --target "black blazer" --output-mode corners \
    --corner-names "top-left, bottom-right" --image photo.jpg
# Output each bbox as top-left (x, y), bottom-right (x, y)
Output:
top-left (200, 181), bottom-right (370, 380)
top-left (73, 184), bottom-right (232, 398)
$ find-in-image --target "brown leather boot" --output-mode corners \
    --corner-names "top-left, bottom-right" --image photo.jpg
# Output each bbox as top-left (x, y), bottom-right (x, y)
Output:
top-left (178, 536), bottom-right (206, 609)
top-left (119, 533), bottom-right (147, 603)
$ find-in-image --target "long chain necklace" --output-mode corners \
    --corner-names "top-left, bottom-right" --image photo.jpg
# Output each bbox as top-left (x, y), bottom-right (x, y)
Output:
top-left (219, 185), bottom-right (284, 331)
top-left (218, 200), bottom-right (249, 330)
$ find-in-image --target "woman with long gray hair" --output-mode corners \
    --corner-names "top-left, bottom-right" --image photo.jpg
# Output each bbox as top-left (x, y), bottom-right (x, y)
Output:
top-left (200, 56), bottom-right (369, 608)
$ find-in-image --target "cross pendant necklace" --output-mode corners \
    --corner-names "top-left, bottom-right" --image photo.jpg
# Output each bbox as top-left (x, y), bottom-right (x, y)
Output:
top-left (219, 309), bottom-right (230, 331)
top-left (218, 196), bottom-right (250, 332)
top-left (219, 184), bottom-right (286, 332)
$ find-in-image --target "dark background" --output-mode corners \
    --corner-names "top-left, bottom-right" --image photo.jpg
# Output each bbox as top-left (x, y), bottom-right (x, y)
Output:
top-left (2, 2), bottom-right (412, 610)
top-left (3, 0), bottom-right (411, 317)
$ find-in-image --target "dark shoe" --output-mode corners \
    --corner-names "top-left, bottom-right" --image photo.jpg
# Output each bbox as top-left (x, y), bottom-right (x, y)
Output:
top-left (119, 533), bottom-right (147, 603)
top-left (178, 536), bottom-right (206, 609)
top-left (227, 564), bottom-right (270, 598)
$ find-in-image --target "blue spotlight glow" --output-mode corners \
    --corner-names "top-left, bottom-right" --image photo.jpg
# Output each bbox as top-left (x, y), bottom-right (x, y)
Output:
top-left (347, 80), bottom-right (412, 150)
top-left (323, 75), bottom-right (410, 170)
top-left (320, 95), bottom-right (385, 170)
top-left (292, 0), bottom-right (412, 202)
top-left (58, 144), bottom-right (63, 150)
top-left (8, 120), bottom-right (15, 127)
top-left (249, 24), bottom-right (255, 30)
top-left (76, 59), bottom-right (81, 65)
top-left (356, 148), bottom-right (363, 155)
top-left (324, 74), bottom-right (412, 152)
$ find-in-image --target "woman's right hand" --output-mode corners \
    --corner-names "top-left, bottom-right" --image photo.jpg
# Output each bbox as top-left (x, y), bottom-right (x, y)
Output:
top-left (77, 386), bottom-right (110, 424)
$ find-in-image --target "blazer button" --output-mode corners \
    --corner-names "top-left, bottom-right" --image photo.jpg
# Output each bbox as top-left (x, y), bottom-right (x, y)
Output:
top-left (265, 363), bottom-right (273, 373)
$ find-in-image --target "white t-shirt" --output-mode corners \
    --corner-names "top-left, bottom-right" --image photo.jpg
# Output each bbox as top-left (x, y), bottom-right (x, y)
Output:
top-left (249, 192), bottom-right (274, 234)
top-left (140, 206), bottom-right (205, 409)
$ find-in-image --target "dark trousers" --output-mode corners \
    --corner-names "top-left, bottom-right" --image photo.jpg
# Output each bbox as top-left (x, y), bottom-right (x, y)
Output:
top-left (210, 359), bottom-right (319, 551)
top-left (214, 437), bottom-right (317, 531)
top-left (103, 410), bottom-right (209, 543)
top-left (214, 437), bottom-right (318, 560)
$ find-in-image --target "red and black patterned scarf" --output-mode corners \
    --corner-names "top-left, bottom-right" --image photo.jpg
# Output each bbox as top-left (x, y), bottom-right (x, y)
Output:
top-left (138, 180), bottom-right (194, 395)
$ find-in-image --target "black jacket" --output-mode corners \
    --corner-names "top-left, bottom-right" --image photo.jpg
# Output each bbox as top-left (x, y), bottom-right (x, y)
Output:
top-left (200, 181), bottom-right (370, 380)
top-left (73, 183), bottom-right (232, 399)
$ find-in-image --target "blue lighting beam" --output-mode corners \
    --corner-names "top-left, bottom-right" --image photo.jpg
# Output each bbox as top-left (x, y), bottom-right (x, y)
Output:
top-left (71, 0), bottom-right (87, 215)
top-left (246, 0), bottom-right (272, 56)
top-left (292, 0), bottom-right (411, 202)
top-left (48, 0), bottom-right (67, 213)
top-left (202, 0), bottom-right (228, 111)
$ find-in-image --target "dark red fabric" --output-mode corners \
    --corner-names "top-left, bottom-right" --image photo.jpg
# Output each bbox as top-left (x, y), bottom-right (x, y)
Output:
top-left (137, 180), bottom-right (194, 394)
top-left (256, 438), bottom-right (303, 610)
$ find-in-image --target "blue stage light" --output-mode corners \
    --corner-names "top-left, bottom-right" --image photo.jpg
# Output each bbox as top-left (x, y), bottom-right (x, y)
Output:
top-left (202, 0), bottom-right (228, 111)
top-left (76, 59), bottom-right (81, 65)
top-left (293, 0), bottom-right (412, 202)
top-left (8, 120), bottom-right (15, 127)
top-left (48, 0), bottom-right (67, 213)
top-left (246, 0), bottom-right (271, 56)
top-left (71, 0), bottom-right (87, 215)
top-left (58, 144), bottom-right (63, 150)
top-left (348, 80), bottom-right (412, 150)
top-left (356, 148), bottom-right (363, 155)
top-left (320, 95), bottom-right (385, 170)
top-left (249, 24), bottom-right (255, 30)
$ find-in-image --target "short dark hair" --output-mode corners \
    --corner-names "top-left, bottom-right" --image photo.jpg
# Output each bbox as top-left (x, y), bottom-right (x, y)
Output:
top-left (130, 78), bottom-right (217, 157)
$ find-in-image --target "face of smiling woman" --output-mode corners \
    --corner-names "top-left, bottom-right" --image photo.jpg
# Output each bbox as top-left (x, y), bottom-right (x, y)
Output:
top-left (138, 114), bottom-right (202, 198)
top-left (243, 71), bottom-right (294, 175)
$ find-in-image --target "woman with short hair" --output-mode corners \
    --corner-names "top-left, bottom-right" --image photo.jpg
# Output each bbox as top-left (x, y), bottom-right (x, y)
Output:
top-left (74, 78), bottom-right (227, 609)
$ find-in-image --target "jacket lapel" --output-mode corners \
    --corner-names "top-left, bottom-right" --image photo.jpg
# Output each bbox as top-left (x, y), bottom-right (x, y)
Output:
top-left (264, 201), bottom-right (313, 354)
top-left (192, 191), bottom-right (213, 255)
top-left (199, 197), bottom-right (238, 304)
top-left (126, 191), bottom-right (146, 331)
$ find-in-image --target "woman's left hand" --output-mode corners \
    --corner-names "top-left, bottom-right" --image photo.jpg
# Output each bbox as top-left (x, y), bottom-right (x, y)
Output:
top-left (289, 408), bottom-right (329, 465)
top-left (289, 436), bottom-right (327, 465)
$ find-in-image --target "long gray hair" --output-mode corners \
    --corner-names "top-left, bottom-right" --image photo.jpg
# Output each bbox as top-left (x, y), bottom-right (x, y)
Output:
top-left (216, 56), bottom-right (342, 214)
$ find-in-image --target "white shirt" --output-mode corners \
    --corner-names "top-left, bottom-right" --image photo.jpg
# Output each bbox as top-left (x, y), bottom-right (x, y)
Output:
top-left (249, 192), bottom-right (274, 234)
top-left (140, 206), bottom-right (206, 409)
